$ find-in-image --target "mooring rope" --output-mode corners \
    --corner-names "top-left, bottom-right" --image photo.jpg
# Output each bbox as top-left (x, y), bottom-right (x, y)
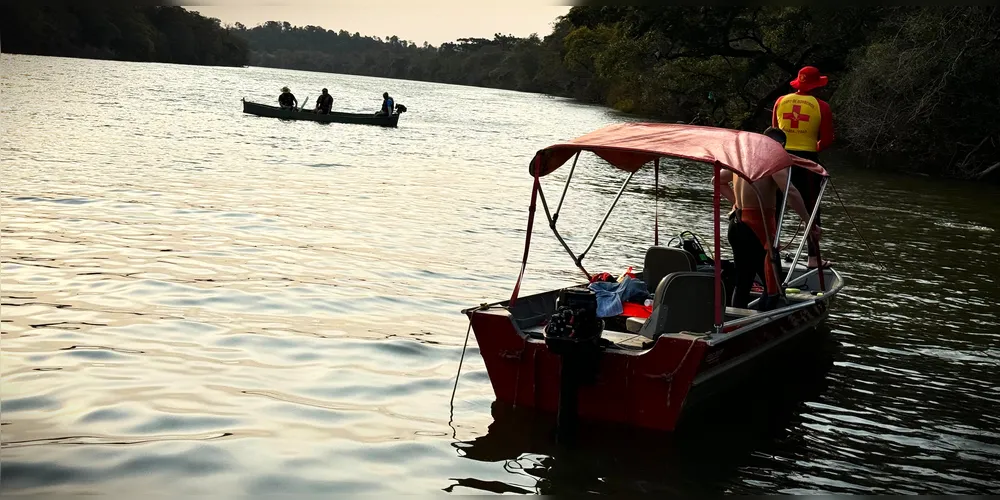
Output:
top-left (448, 312), bottom-right (478, 440)
top-left (449, 302), bottom-right (496, 439)
top-left (450, 321), bottom-right (474, 407)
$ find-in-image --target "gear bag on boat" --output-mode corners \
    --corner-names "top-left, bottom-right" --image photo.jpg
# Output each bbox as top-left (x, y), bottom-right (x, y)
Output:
top-left (586, 275), bottom-right (651, 318)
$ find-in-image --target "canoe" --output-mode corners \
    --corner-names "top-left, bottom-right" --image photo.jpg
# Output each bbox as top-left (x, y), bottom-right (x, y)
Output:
top-left (241, 99), bottom-right (401, 127)
top-left (460, 122), bottom-right (845, 435)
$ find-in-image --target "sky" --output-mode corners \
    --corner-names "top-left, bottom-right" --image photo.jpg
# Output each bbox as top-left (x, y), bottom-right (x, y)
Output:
top-left (187, 1), bottom-right (574, 47)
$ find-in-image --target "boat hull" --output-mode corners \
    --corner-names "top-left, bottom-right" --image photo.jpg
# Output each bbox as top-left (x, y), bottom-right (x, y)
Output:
top-left (242, 100), bottom-right (400, 127)
top-left (466, 267), bottom-right (840, 433)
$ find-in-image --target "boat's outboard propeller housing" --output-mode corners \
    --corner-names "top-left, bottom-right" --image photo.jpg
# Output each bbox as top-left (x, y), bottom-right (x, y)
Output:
top-left (543, 287), bottom-right (604, 442)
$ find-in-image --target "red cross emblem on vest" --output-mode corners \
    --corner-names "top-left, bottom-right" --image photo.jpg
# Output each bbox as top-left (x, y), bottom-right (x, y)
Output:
top-left (782, 104), bottom-right (811, 129)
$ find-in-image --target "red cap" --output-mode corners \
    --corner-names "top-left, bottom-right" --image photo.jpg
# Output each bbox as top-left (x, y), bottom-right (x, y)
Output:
top-left (790, 66), bottom-right (828, 92)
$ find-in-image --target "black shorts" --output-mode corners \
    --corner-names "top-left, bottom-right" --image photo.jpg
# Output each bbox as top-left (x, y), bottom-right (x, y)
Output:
top-left (787, 150), bottom-right (820, 163)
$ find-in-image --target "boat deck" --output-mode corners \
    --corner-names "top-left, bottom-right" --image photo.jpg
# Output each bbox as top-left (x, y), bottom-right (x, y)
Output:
top-left (521, 305), bottom-right (758, 351)
top-left (511, 261), bottom-right (839, 353)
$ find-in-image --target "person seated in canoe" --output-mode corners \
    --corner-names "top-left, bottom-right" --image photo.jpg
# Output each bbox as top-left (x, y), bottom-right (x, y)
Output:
top-left (315, 88), bottom-right (333, 115)
top-left (376, 92), bottom-right (394, 116)
top-left (278, 87), bottom-right (297, 109)
top-left (714, 127), bottom-right (821, 311)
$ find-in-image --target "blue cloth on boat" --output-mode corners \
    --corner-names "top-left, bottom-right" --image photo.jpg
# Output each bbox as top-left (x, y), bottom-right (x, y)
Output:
top-left (587, 276), bottom-right (650, 318)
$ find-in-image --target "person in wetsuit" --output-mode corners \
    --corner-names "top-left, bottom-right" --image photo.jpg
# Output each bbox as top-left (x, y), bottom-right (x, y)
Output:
top-left (715, 128), bottom-right (821, 311)
top-left (315, 88), bottom-right (333, 114)
top-left (378, 92), bottom-right (394, 116)
top-left (772, 66), bottom-right (835, 268)
top-left (278, 86), bottom-right (297, 109)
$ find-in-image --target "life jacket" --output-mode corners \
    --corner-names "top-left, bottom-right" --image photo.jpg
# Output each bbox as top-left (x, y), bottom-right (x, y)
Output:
top-left (775, 93), bottom-right (822, 152)
top-left (386, 97), bottom-right (394, 113)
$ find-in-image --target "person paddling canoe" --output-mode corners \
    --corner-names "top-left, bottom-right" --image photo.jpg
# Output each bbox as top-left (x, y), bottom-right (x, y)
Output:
top-left (377, 92), bottom-right (394, 116)
top-left (315, 88), bottom-right (333, 114)
top-left (278, 86), bottom-right (298, 110)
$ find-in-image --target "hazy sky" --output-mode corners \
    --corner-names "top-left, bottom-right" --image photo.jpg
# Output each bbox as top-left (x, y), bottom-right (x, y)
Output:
top-left (188, 1), bottom-right (573, 46)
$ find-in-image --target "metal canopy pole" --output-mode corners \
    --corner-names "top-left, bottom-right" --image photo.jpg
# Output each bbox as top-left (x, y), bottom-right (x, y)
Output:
top-left (654, 158), bottom-right (660, 246)
top-left (783, 177), bottom-right (828, 286)
top-left (713, 162), bottom-right (723, 332)
top-left (578, 170), bottom-right (636, 261)
top-left (773, 170), bottom-right (792, 249)
top-left (538, 184), bottom-right (590, 278)
top-left (552, 151), bottom-right (580, 225)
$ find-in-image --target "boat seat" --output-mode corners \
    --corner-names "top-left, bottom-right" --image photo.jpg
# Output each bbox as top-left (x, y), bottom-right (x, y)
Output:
top-left (641, 246), bottom-right (696, 294)
top-left (627, 271), bottom-right (722, 339)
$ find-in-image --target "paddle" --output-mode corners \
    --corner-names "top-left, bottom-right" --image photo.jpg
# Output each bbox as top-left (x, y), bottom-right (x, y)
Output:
top-left (298, 96), bottom-right (309, 112)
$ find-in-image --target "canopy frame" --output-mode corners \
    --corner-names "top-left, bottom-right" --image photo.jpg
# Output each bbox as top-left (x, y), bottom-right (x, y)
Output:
top-left (531, 124), bottom-right (828, 183)
top-left (507, 124), bottom-right (828, 335)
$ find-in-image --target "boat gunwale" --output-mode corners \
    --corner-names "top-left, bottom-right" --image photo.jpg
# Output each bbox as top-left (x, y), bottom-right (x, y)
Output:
top-left (241, 99), bottom-right (401, 126)
top-left (466, 266), bottom-right (844, 351)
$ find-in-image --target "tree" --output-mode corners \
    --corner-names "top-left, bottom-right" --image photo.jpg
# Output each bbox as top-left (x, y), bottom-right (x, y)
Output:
top-left (834, 7), bottom-right (1000, 178)
top-left (0, 2), bottom-right (248, 66)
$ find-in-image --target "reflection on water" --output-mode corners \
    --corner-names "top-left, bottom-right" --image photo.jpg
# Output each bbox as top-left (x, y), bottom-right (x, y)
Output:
top-left (2, 54), bottom-right (999, 495)
top-left (452, 330), bottom-right (839, 495)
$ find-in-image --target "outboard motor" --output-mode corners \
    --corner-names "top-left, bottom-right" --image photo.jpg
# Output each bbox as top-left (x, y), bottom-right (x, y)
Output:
top-left (395, 103), bottom-right (407, 114)
top-left (543, 287), bottom-right (604, 443)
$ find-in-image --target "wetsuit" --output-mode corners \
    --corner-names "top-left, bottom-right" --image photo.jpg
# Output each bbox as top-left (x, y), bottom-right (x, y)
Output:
top-left (728, 207), bottom-right (780, 310)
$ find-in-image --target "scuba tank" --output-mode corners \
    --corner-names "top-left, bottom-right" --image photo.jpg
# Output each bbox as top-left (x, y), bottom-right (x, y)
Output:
top-left (677, 231), bottom-right (713, 266)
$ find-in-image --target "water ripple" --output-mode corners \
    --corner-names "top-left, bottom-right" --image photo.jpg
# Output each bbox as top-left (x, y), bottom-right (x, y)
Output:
top-left (2, 53), bottom-right (999, 496)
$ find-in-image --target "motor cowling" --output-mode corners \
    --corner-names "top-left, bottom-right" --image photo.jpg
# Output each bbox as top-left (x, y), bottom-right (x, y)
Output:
top-left (544, 287), bottom-right (603, 351)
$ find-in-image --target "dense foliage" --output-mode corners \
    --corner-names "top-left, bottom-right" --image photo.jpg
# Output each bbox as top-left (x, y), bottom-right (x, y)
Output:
top-left (0, 2), bottom-right (248, 66)
top-left (235, 7), bottom-right (998, 179)
top-left (3, 4), bottom-right (997, 179)
top-left (233, 21), bottom-right (577, 95)
top-left (833, 8), bottom-right (1000, 180)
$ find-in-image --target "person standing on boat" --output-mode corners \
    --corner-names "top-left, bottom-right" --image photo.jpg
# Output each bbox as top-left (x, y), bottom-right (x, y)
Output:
top-left (315, 88), bottom-right (333, 114)
top-left (378, 92), bottom-right (395, 116)
top-left (717, 128), bottom-right (821, 311)
top-left (772, 66), bottom-right (834, 269)
top-left (278, 86), bottom-right (298, 109)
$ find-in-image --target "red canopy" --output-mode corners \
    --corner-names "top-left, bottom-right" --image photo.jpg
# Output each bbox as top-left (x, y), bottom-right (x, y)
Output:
top-left (532, 122), bottom-right (828, 182)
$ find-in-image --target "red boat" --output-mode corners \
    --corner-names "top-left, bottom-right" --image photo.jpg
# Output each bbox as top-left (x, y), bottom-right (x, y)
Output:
top-left (461, 122), bottom-right (844, 433)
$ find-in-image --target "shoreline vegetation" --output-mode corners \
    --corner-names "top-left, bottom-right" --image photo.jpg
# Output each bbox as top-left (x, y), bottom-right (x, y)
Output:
top-left (2, 4), bottom-right (997, 181)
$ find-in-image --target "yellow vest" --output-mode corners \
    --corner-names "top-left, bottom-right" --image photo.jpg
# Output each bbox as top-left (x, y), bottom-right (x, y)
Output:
top-left (775, 94), bottom-right (821, 152)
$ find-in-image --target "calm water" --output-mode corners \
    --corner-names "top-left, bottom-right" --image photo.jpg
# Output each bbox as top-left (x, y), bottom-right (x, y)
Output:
top-left (2, 54), bottom-right (999, 495)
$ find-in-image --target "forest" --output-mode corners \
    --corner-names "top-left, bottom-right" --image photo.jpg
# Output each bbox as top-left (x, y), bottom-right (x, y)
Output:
top-left (2, 4), bottom-right (997, 180)
top-left (0, 2), bottom-right (248, 66)
top-left (233, 7), bottom-right (999, 180)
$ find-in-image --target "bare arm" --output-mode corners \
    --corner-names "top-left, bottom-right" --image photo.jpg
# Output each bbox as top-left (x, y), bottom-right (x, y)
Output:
top-left (772, 168), bottom-right (821, 239)
top-left (713, 169), bottom-right (736, 205)
top-left (772, 168), bottom-right (809, 222)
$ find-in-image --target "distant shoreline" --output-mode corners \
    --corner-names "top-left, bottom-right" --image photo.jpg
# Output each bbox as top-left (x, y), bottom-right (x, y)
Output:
top-left (0, 51), bottom-right (247, 69)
